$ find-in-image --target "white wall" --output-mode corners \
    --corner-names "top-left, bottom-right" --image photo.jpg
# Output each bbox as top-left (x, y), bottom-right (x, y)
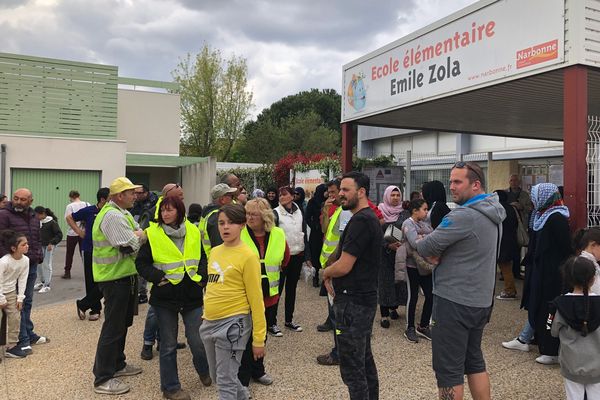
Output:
top-left (0, 133), bottom-right (127, 190)
top-left (181, 157), bottom-right (217, 206)
top-left (117, 89), bottom-right (181, 155)
top-left (470, 135), bottom-right (562, 153)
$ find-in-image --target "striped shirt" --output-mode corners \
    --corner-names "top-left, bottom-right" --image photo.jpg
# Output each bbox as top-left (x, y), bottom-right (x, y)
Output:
top-left (99, 201), bottom-right (143, 252)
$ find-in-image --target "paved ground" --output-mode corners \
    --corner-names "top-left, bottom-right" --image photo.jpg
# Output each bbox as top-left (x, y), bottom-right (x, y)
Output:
top-left (0, 246), bottom-right (564, 399)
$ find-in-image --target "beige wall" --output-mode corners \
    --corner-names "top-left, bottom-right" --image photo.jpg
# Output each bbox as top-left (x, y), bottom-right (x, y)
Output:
top-left (0, 133), bottom-right (127, 191)
top-left (488, 160), bottom-right (519, 193)
top-left (117, 89), bottom-right (180, 155)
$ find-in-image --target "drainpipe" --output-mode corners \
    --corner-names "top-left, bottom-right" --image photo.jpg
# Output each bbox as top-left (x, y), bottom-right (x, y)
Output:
top-left (1, 144), bottom-right (6, 195)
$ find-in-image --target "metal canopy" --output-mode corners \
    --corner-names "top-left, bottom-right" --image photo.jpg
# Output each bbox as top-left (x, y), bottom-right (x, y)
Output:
top-left (355, 67), bottom-right (600, 141)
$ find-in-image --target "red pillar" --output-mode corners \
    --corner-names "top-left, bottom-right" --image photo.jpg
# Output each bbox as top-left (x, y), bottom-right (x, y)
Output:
top-left (341, 122), bottom-right (354, 172)
top-left (563, 66), bottom-right (588, 229)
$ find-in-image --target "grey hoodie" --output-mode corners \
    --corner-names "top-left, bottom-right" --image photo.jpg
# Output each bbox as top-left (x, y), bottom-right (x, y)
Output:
top-left (416, 193), bottom-right (506, 308)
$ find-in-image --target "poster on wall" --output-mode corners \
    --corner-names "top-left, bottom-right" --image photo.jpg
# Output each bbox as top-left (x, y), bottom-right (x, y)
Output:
top-left (292, 169), bottom-right (325, 197)
top-left (342, 0), bottom-right (565, 122)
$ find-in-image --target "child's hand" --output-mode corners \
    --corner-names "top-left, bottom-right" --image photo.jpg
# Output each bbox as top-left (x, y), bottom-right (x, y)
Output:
top-left (16, 302), bottom-right (23, 311)
top-left (0, 303), bottom-right (6, 309)
top-left (252, 345), bottom-right (265, 360)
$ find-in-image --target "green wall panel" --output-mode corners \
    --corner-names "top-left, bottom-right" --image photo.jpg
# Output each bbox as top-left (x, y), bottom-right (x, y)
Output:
top-left (11, 168), bottom-right (101, 238)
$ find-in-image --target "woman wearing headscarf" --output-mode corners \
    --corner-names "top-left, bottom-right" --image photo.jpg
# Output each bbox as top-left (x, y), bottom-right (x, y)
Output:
top-left (305, 184), bottom-right (327, 287)
top-left (266, 187), bottom-right (279, 209)
top-left (293, 187), bottom-right (307, 214)
top-left (421, 180), bottom-right (451, 229)
top-left (377, 185), bottom-right (409, 328)
top-left (526, 183), bottom-right (573, 365)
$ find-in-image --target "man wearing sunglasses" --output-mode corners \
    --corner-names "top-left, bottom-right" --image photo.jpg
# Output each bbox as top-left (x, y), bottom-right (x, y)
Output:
top-left (416, 161), bottom-right (505, 400)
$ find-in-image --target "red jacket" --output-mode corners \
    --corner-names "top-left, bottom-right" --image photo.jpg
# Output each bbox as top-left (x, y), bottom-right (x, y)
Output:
top-left (0, 202), bottom-right (43, 265)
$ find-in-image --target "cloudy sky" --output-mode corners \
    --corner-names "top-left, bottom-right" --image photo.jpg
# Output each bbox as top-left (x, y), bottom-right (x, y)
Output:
top-left (0, 0), bottom-right (478, 116)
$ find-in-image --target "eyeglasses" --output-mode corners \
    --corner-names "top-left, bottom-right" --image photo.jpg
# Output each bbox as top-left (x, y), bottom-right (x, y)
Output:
top-left (164, 183), bottom-right (180, 197)
top-left (453, 162), bottom-right (484, 183)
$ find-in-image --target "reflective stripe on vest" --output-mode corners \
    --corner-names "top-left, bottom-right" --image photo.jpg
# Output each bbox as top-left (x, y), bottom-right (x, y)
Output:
top-left (319, 207), bottom-right (342, 269)
top-left (199, 209), bottom-right (219, 258)
top-left (92, 203), bottom-right (138, 282)
top-left (146, 220), bottom-right (202, 285)
top-left (151, 196), bottom-right (164, 225)
top-left (240, 226), bottom-right (285, 297)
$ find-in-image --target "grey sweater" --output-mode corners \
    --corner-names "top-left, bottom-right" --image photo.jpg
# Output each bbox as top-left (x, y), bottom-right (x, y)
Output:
top-left (416, 193), bottom-right (505, 308)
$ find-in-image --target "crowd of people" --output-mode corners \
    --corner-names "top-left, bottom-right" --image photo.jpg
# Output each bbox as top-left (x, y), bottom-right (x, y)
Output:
top-left (0, 164), bottom-right (599, 400)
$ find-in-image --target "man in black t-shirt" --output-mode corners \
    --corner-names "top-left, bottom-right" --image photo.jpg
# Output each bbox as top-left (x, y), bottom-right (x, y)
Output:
top-left (323, 171), bottom-right (382, 400)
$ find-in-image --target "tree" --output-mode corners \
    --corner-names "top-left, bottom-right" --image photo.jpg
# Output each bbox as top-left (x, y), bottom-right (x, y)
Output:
top-left (235, 89), bottom-right (341, 162)
top-left (174, 44), bottom-right (253, 160)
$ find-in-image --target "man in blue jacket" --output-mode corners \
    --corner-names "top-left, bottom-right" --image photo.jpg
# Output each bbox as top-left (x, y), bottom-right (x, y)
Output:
top-left (417, 162), bottom-right (505, 400)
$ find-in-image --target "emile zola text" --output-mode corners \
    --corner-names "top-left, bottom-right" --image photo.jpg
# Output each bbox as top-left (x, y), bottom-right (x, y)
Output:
top-left (390, 56), bottom-right (461, 96)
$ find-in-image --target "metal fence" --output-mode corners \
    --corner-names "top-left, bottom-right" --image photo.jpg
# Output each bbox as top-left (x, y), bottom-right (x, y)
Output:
top-left (587, 116), bottom-right (600, 227)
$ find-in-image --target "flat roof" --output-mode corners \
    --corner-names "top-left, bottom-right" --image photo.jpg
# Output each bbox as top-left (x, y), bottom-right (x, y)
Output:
top-left (126, 153), bottom-right (209, 168)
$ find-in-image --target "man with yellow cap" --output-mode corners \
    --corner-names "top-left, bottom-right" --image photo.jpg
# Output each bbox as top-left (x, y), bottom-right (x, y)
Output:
top-left (92, 177), bottom-right (147, 395)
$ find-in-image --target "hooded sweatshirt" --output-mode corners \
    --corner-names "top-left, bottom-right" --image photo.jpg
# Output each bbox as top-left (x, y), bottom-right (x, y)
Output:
top-left (416, 193), bottom-right (506, 308)
top-left (551, 294), bottom-right (600, 384)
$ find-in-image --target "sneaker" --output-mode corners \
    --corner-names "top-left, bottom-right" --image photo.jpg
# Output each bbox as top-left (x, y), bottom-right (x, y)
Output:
top-left (163, 388), bottom-right (191, 400)
top-left (114, 364), bottom-right (142, 377)
top-left (94, 378), bottom-right (130, 395)
top-left (199, 374), bottom-right (212, 387)
top-left (496, 291), bottom-right (517, 300)
top-left (21, 346), bottom-right (33, 355)
top-left (76, 300), bottom-right (86, 320)
top-left (502, 338), bottom-right (530, 352)
top-left (61, 272), bottom-right (71, 279)
top-left (89, 313), bottom-right (100, 321)
top-left (33, 282), bottom-right (44, 291)
top-left (380, 318), bottom-right (390, 329)
top-left (38, 286), bottom-right (51, 293)
top-left (241, 386), bottom-right (252, 399)
top-left (317, 323), bottom-right (332, 332)
top-left (284, 322), bottom-right (303, 332)
top-left (254, 373), bottom-right (273, 385)
top-left (140, 344), bottom-right (153, 360)
top-left (267, 325), bottom-right (283, 337)
top-left (536, 355), bottom-right (559, 365)
top-left (33, 336), bottom-right (49, 345)
top-left (176, 342), bottom-right (187, 350)
top-left (416, 325), bottom-right (432, 341)
top-left (138, 295), bottom-right (148, 304)
top-left (5, 346), bottom-right (26, 358)
top-left (390, 310), bottom-right (400, 320)
top-left (404, 327), bottom-right (419, 343)
top-left (316, 353), bottom-right (339, 366)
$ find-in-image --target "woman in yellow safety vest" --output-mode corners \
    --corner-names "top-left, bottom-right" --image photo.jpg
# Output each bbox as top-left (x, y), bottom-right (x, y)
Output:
top-left (135, 196), bottom-right (211, 400)
top-left (238, 198), bottom-right (290, 389)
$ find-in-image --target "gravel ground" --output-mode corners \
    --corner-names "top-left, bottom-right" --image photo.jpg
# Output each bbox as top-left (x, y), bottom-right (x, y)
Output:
top-left (0, 278), bottom-right (564, 400)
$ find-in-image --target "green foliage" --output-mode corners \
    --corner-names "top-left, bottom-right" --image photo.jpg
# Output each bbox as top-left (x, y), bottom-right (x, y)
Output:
top-left (174, 44), bottom-right (253, 161)
top-left (218, 165), bottom-right (275, 192)
top-left (235, 89), bottom-right (341, 163)
top-left (352, 154), bottom-right (395, 170)
top-left (293, 156), bottom-right (341, 175)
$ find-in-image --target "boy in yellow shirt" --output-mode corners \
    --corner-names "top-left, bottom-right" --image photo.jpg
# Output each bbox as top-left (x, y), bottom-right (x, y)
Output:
top-left (200, 204), bottom-right (266, 400)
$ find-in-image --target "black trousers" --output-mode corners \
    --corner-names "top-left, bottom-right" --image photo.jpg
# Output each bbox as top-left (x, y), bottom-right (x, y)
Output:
top-left (275, 254), bottom-right (303, 324)
top-left (238, 330), bottom-right (266, 386)
top-left (78, 251), bottom-right (103, 314)
top-left (0, 309), bottom-right (6, 346)
top-left (334, 296), bottom-right (378, 400)
top-left (93, 275), bottom-right (137, 386)
top-left (406, 267), bottom-right (433, 329)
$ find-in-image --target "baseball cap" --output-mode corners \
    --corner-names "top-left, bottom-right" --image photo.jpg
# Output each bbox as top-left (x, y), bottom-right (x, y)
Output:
top-left (211, 183), bottom-right (237, 200)
top-left (109, 177), bottom-right (142, 195)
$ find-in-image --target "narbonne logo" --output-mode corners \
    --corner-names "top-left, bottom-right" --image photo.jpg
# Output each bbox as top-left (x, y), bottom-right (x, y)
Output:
top-left (516, 39), bottom-right (558, 69)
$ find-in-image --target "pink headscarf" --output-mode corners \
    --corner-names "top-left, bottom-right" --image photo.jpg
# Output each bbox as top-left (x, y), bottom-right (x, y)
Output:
top-left (378, 185), bottom-right (403, 223)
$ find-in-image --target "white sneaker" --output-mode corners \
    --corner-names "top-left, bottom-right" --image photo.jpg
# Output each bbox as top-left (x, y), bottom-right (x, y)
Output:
top-left (502, 338), bottom-right (530, 352)
top-left (38, 286), bottom-right (51, 293)
top-left (536, 355), bottom-right (559, 365)
top-left (33, 283), bottom-right (44, 291)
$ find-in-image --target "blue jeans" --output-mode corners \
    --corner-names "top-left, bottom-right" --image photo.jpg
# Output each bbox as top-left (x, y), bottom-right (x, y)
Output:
top-left (154, 305), bottom-right (209, 392)
top-left (39, 246), bottom-right (54, 286)
top-left (518, 320), bottom-right (535, 344)
top-left (143, 306), bottom-right (159, 345)
top-left (18, 264), bottom-right (40, 347)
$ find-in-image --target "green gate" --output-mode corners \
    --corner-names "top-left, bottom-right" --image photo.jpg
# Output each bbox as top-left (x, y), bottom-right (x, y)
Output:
top-left (11, 168), bottom-right (101, 237)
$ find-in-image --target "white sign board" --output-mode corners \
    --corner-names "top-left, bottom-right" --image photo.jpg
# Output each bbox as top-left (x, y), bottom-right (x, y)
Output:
top-left (292, 169), bottom-right (325, 196)
top-left (342, 0), bottom-right (565, 122)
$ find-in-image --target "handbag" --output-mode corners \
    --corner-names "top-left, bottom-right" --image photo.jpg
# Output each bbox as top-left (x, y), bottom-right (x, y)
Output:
top-left (384, 224), bottom-right (403, 243)
top-left (513, 206), bottom-right (529, 247)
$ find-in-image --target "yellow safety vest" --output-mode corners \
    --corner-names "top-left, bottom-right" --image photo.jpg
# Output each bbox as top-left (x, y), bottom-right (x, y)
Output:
top-left (199, 209), bottom-right (219, 259)
top-left (152, 196), bottom-right (164, 223)
top-left (92, 203), bottom-right (138, 282)
top-left (319, 207), bottom-right (342, 269)
top-left (146, 220), bottom-right (202, 285)
top-left (241, 226), bottom-right (285, 296)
